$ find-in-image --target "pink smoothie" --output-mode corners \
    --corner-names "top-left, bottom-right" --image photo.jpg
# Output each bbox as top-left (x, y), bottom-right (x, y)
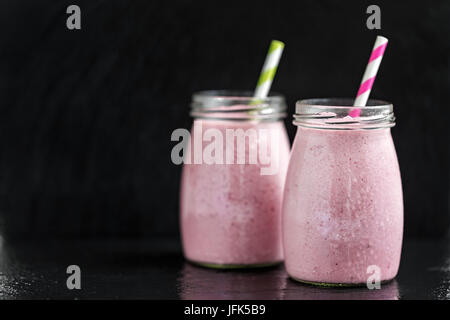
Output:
top-left (181, 119), bottom-right (290, 266)
top-left (283, 127), bottom-right (403, 284)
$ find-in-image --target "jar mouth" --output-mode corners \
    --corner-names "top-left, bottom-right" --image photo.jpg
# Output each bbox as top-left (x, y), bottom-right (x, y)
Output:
top-left (294, 98), bottom-right (395, 130)
top-left (191, 90), bottom-right (287, 121)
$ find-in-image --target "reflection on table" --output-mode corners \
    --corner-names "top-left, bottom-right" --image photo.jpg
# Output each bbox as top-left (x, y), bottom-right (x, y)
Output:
top-left (177, 262), bottom-right (399, 300)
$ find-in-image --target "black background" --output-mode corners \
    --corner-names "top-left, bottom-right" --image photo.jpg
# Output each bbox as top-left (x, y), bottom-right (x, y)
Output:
top-left (0, 0), bottom-right (448, 240)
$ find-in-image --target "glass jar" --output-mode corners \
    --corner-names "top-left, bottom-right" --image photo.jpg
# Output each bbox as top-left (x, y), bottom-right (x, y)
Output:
top-left (282, 98), bottom-right (403, 286)
top-left (180, 90), bottom-right (290, 268)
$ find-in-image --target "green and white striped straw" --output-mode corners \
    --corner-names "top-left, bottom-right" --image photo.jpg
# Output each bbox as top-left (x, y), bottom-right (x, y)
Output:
top-left (253, 40), bottom-right (285, 100)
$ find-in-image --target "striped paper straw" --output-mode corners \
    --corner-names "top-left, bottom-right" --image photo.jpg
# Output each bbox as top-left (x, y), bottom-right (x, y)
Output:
top-left (350, 36), bottom-right (388, 117)
top-left (253, 40), bottom-right (285, 100)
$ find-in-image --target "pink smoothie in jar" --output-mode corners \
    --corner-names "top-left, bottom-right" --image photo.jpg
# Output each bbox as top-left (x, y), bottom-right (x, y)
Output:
top-left (180, 91), bottom-right (290, 268)
top-left (282, 98), bottom-right (403, 285)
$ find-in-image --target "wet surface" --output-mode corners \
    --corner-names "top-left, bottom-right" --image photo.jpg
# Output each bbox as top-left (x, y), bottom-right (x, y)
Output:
top-left (0, 237), bottom-right (449, 299)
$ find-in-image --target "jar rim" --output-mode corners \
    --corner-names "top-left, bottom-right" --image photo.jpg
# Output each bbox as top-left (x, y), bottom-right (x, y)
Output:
top-left (191, 90), bottom-right (287, 121)
top-left (296, 98), bottom-right (393, 111)
top-left (294, 98), bottom-right (395, 130)
top-left (192, 90), bottom-right (285, 105)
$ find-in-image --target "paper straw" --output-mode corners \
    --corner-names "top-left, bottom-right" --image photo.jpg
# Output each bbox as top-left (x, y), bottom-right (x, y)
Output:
top-left (350, 36), bottom-right (388, 117)
top-left (253, 40), bottom-right (285, 100)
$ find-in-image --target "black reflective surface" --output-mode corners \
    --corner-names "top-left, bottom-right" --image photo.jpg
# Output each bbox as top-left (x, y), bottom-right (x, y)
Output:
top-left (0, 237), bottom-right (449, 300)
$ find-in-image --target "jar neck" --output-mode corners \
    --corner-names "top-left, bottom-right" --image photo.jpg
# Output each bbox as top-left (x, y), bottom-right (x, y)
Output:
top-left (191, 90), bottom-right (287, 121)
top-left (294, 98), bottom-right (395, 130)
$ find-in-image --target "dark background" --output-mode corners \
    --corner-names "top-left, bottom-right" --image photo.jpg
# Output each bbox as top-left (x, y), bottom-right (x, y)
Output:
top-left (0, 0), bottom-right (448, 240)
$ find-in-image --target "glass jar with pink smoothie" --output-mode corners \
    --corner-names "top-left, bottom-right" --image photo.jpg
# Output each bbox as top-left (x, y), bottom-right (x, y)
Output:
top-left (180, 90), bottom-right (290, 268)
top-left (283, 98), bottom-right (403, 286)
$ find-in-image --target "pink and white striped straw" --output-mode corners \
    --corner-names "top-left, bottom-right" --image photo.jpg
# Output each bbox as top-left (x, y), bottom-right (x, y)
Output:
top-left (350, 36), bottom-right (388, 117)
